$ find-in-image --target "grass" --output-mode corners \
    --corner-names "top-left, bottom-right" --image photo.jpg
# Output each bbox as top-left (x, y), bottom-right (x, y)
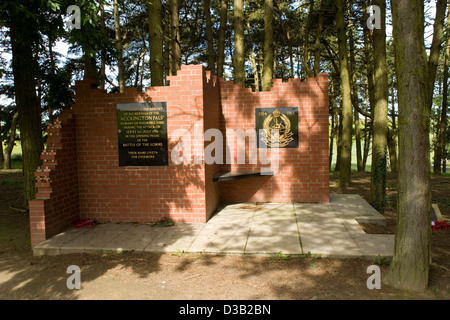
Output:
top-left (1, 141), bottom-right (23, 169)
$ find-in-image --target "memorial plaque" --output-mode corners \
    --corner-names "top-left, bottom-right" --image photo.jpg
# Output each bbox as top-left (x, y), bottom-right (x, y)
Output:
top-left (255, 107), bottom-right (299, 148)
top-left (117, 102), bottom-right (168, 166)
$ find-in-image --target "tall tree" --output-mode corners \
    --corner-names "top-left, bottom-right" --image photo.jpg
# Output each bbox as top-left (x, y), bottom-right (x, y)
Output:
top-left (149, 0), bottom-right (164, 86)
top-left (261, 0), bottom-right (273, 91)
top-left (335, 0), bottom-right (352, 187)
top-left (234, 0), bottom-right (245, 85)
top-left (170, 0), bottom-right (181, 74)
top-left (434, 13), bottom-right (449, 174)
top-left (114, 0), bottom-right (125, 92)
top-left (370, 0), bottom-right (388, 212)
top-left (313, 0), bottom-right (324, 76)
top-left (302, 0), bottom-right (315, 78)
top-left (427, 0), bottom-right (447, 111)
top-left (384, 0), bottom-right (432, 292)
top-left (204, 0), bottom-right (215, 75)
top-left (2, 111), bottom-right (18, 170)
top-left (217, 0), bottom-right (228, 78)
top-left (5, 0), bottom-right (44, 203)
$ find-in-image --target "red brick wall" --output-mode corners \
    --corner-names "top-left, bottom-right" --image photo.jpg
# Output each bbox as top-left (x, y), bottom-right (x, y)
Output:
top-left (73, 66), bottom-right (208, 225)
top-left (29, 65), bottom-right (329, 246)
top-left (217, 75), bottom-right (330, 203)
top-left (29, 110), bottom-right (79, 246)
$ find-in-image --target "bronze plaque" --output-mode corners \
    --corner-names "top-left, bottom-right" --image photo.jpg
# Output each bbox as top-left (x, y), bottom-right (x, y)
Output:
top-left (117, 102), bottom-right (168, 166)
top-left (255, 107), bottom-right (299, 148)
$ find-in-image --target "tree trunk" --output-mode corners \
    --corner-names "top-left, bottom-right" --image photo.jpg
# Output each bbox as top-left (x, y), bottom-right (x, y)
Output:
top-left (387, 127), bottom-right (398, 173)
top-left (149, 0), bottom-right (164, 86)
top-left (233, 0), bottom-right (245, 85)
top-left (262, 0), bottom-right (273, 91)
top-left (217, 0), bottom-right (228, 78)
top-left (362, 0), bottom-right (375, 116)
top-left (249, 39), bottom-right (260, 92)
top-left (170, 0), bottom-right (181, 74)
top-left (100, 2), bottom-right (106, 90)
top-left (370, 0), bottom-right (388, 212)
top-left (388, 85), bottom-right (398, 173)
top-left (427, 0), bottom-right (447, 111)
top-left (314, 0), bottom-right (324, 76)
top-left (47, 36), bottom-right (56, 124)
top-left (3, 112), bottom-right (19, 170)
top-left (204, 0), bottom-right (215, 75)
top-left (302, 0), bottom-right (314, 78)
top-left (384, 0), bottom-right (431, 292)
top-left (335, 0), bottom-right (352, 187)
top-left (9, 10), bottom-right (43, 203)
top-left (114, 0), bottom-right (125, 92)
top-left (433, 13), bottom-right (449, 174)
top-left (362, 117), bottom-right (371, 172)
top-left (348, 3), bottom-right (362, 172)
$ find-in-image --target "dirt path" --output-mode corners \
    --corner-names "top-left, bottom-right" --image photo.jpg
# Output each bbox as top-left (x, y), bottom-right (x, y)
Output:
top-left (0, 170), bottom-right (449, 300)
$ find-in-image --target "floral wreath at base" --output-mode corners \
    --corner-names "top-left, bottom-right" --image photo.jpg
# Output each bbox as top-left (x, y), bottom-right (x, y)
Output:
top-left (74, 219), bottom-right (96, 228)
top-left (432, 220), bottom-right (450, 231)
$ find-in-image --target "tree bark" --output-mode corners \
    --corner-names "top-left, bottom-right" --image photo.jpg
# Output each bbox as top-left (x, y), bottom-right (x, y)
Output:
top-left (100, 1), bottom-right (106, 90)
top-left (233, 0), bottom-right (245, 85)
top-left (388, 85), bottom-right (398, 173)
top-left (313, 0), bottom-right (324, 76)
top-left (370, 0), bottom-right (388, 212)
top-left (3, 112), bottom-right (19, 170)
top-left (9, 10), bottom-right (43, 203)
top-left (427, 0), bottom-right (447, 111)
top-left (302, 0), bottom-right (314, 78)
top-left (362, 0), bottom-right (375, 116)
top-left (217, 0), bottom-right (228, 78)
top-left (114, 0), bottom-right (125, 92)
top-left (170, 0), bottom-right (181, 74)
top-left (433, 13), bottom-right (449, 174)
top-left (335, 0), bottom-right (352, 187)
top-left (204, 0), bottom-right (215, 75)
top-left (262, 0), bottom-right (273, 91)
top-left (149, 0), bottom-right (164, 86)
top-left (384, 0), bottom-right (431, 292)
top-left (347, 3), bottom-right (362, 172)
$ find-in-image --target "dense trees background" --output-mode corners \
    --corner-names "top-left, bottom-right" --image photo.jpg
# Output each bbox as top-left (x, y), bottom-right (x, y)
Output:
top-left (0, 0), bottom-right (448, 292)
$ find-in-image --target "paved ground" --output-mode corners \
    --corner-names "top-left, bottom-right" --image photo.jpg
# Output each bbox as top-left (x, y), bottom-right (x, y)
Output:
top-left (33, 194), bottom-right (394, 259)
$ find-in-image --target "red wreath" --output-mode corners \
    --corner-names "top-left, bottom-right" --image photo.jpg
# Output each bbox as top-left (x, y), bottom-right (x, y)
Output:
top-left (432, 220), bottom-right (450, 231)
top-left (74, 219), bottom-right (96, 228)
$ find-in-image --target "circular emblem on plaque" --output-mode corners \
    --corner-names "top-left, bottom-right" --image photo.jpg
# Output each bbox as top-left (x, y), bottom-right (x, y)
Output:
top-left (261, 109), bottom-right (294, 147)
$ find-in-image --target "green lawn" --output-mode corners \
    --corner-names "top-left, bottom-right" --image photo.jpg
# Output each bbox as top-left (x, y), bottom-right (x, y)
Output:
top-left (1, 141), bottom-right (23, 169)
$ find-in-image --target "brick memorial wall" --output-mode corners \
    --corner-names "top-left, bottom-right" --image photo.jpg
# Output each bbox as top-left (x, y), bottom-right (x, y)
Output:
top-left (29, 65), bottom-right (329, 247)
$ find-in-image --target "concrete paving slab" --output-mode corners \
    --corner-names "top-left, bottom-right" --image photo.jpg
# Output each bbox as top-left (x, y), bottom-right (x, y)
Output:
top-left (245, 235), bottom-right (302, 254)
top-left (32, 227), bottom-right (91, 256)
top-left (351, 234), bottom-right (395, 258)
top-left (188, 234), bottom-right (248, 253)
top-left (249, 221), bottom-right (299, 237)
top-left (33, 194), bottom-right (392, 259)
top-left (330, 194), bottom-right (387, 226)
top-left (144, 223), bottom-right (204, 253)
top-left (102, 224), bottom-right (164, 252)
top-left (198, 222), bottom-right (251, 236)
top-left (59, 223), bottom-right (134, 254)
top-left (294, 203), bottom-right (339, 221)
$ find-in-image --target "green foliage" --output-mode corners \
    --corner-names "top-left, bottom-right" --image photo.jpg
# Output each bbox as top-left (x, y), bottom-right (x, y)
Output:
top-left (270, 251), bottom-right (291, 260)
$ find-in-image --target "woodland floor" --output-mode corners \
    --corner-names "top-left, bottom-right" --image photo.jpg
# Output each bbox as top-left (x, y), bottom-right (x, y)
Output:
top-left (0, 169), bottom-right (448, 300)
